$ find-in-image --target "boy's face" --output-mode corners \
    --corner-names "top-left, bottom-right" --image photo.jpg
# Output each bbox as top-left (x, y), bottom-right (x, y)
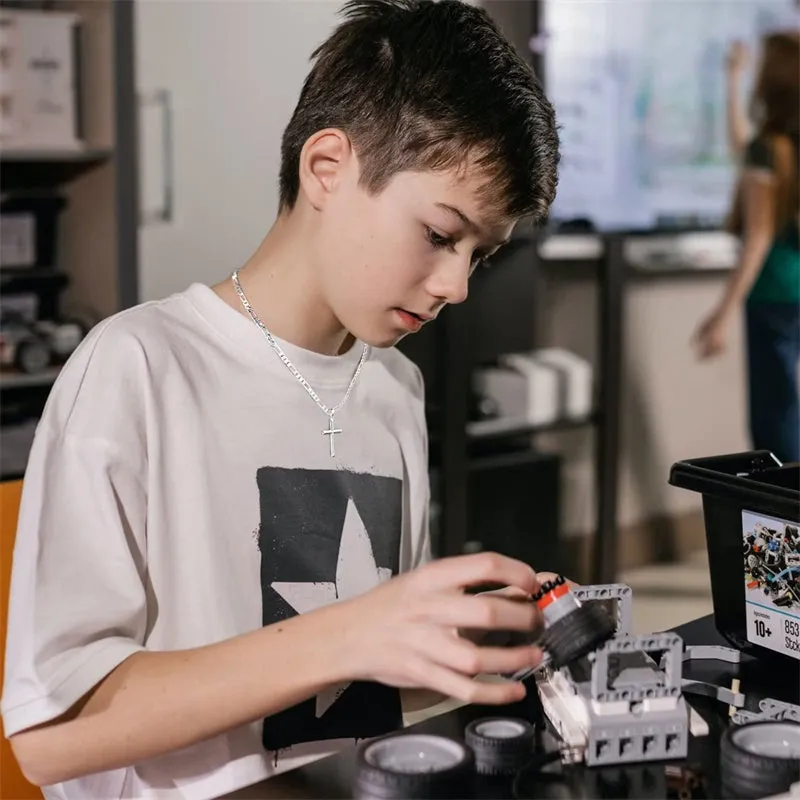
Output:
top-left (311, 146), bottom-right (516, 348)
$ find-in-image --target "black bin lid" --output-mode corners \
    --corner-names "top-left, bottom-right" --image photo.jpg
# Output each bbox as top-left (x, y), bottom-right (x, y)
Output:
top-left (669, 450), bottom-right (799, 523)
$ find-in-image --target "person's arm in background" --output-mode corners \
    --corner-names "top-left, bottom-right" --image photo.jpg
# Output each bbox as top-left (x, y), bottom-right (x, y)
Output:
top-left (693, 168), bottom-right (776, 358)
top-left (726, 41), bottom-right (750, 159)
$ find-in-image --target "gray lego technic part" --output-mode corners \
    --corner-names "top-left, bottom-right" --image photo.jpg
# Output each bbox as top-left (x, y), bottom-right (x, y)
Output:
top-left (732, 699), bottom-right (800, 726)
top-left (590, 632), bottom-right (683, 703)
top-left (731, 709), bottom-right (763, 725)
top-left (681, 679), bottom-right (746, 708)
top-left (572, 583), bottom-right (633, 635)
top-left (683, 645), bottom-right (743, 664)
top-left (759, 699), bottom-right (800, 722)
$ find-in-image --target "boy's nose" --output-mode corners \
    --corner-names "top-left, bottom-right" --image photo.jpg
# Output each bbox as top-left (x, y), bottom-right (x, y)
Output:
top-left (427, 258), bottom-right (470, 306)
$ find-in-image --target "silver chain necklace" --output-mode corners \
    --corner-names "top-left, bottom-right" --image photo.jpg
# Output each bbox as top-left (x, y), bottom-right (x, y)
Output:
top-left (231, 270), bottom-right (369, 457)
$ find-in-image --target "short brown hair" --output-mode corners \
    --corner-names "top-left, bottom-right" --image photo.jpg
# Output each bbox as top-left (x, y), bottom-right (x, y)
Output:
top-left (278, 0), bottom-right (559, 223)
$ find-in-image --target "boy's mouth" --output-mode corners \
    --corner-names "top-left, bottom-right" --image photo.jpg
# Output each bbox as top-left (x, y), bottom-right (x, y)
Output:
top-left (395, 308), bottom-right (429, 332)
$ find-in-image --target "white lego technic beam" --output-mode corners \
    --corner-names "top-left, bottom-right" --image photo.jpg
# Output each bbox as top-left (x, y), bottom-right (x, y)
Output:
top-left (536, 669), bottom-right (589, 759)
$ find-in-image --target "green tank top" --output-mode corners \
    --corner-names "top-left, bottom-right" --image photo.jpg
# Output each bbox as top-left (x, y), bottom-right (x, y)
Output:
top-left (743, 136), bottom-right (800, 304)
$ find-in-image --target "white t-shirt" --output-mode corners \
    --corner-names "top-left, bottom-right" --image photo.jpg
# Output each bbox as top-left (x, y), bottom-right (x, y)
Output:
top-left (1, 284), bottom-right (431, 800)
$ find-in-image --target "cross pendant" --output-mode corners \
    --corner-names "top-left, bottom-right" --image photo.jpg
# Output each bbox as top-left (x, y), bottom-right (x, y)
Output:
top-left (322, 415), bottom-right (343, 457)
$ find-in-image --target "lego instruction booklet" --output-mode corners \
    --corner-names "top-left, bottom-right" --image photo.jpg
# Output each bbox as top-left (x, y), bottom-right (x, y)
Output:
top-left (743, 510), bottom-right (800, 661)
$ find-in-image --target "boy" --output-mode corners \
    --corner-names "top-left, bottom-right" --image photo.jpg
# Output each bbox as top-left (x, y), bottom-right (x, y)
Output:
top-left (1, 0), bottom-right (560, 797)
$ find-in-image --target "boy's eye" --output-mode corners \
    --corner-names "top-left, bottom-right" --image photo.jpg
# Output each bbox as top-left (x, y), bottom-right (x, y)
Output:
top-left (425, 226), bottom-right (493, 271)
top-left (425, 226), bottom-right (455, 250)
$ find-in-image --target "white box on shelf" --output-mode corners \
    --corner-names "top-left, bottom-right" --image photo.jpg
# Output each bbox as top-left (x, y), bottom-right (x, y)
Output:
top-left (0, 8), bottom-right (83, 151)
top-left (533, 348), bottom-right (593, 419)
top-left (474, 353), bottom-right (560, 427)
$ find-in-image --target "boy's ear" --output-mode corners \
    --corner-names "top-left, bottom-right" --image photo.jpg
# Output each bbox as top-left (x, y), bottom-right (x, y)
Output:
top-left (298, 128), bottom-right (354, 210)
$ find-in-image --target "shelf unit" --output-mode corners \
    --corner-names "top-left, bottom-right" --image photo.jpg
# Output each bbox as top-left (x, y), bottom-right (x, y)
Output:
top-left (398, 230), bottom-right (610, 580)
top-left (0, 0), bottom-right (138, 482)
top-left (466, 413), bottom-right (597, 441)
top-left (0, 367), bottom-right (61, 390)
top-left (404, 228), bottom-right (736, 585)
top-left (0, 147), bottom-right (114, 189)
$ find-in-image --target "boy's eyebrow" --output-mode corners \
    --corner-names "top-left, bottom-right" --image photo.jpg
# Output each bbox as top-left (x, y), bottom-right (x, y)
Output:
top-left (436, 202), bottom-right (476, 230)
top-left (435, 202), bottom-right (511, 246)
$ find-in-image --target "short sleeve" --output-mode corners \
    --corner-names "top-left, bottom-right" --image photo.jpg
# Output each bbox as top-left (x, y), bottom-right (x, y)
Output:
top-left (1, 323), bottom-right (149, 738)
top-left (743, 137), bottom-right (774, 172)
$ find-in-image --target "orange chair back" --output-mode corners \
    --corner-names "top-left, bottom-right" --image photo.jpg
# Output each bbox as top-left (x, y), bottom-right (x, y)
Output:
top-left (1, 480), bottom-right (42, 799)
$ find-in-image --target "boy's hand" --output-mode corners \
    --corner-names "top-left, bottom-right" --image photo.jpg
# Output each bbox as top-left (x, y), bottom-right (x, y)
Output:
top-left (459, 572), bottom-right (579, 645)
top-left (334, 552), bottom-right (550, 705)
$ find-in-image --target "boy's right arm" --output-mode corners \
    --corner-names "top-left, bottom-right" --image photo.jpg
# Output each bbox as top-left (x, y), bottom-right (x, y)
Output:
top-left (11, 551), bottom-right (544, 787)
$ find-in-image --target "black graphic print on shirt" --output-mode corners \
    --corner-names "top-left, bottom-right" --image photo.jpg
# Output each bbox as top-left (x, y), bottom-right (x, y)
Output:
top-left (256, 467), bottom-right (403, 753)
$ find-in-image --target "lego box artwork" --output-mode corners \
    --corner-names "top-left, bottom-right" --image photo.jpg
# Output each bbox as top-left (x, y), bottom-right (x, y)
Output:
top-left (743, 510), bottom-right (800, 661)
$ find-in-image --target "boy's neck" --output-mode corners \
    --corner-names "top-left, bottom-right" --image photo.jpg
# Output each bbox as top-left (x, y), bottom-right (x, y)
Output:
top-left (213, 212), bottom-right (354, 357)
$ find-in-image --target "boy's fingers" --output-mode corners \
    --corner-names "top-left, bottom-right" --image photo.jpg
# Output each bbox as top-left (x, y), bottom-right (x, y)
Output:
top-left (463, 678), bottom-right (528, 706)
top-left (479, 585), bottom-right (531, 601)
top-left (421, 552), bottom-right (538, 595)
top-left (416, 624), bottom-right (542, 677)
top-left (472, 645), bottom-right (543, 677)
top-left (442, 642), bottom-right (543, 678)
top-left (430, 593), bottom-right (539, 632)
top-left (418, 662), bottom-right (527, 706)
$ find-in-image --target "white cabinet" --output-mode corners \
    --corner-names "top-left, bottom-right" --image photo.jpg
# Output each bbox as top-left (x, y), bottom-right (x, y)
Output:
top-left (134, 0), bottom-right (340, 302)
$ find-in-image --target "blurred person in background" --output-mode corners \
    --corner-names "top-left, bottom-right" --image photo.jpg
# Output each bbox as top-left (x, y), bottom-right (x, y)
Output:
top-left (694, 31), bottom-right (800, 464)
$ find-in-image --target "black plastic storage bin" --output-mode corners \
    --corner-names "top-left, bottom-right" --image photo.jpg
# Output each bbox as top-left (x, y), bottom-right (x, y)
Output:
top-left (670, 450), bottom-right (799, 673)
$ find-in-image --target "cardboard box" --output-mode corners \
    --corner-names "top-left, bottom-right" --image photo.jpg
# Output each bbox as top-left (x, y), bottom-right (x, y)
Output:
top-left (0, 8), bottom-right (82, 150)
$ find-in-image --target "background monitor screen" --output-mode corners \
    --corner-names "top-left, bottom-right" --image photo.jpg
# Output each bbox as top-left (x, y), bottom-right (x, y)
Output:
top-left (541, 0), bottom-right (800, 233)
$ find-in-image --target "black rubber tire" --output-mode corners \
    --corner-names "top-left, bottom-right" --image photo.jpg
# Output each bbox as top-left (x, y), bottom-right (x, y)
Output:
top-left (464, 717), bottom-right (535, 775)
top-left (353, 732), bottom-right (474, 799)
top-left (719, 720), bottom-right (800, 799)
top-left (539, 602), bottom-right (616, 668)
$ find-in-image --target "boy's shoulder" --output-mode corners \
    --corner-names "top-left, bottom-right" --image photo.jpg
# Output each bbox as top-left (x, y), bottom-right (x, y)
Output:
top-left (40, 287), bottom-right (206, 426)
top-left (65, 284), bottom-right (218, 371)
top-left (87, 284), bottom-right (204, 345)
